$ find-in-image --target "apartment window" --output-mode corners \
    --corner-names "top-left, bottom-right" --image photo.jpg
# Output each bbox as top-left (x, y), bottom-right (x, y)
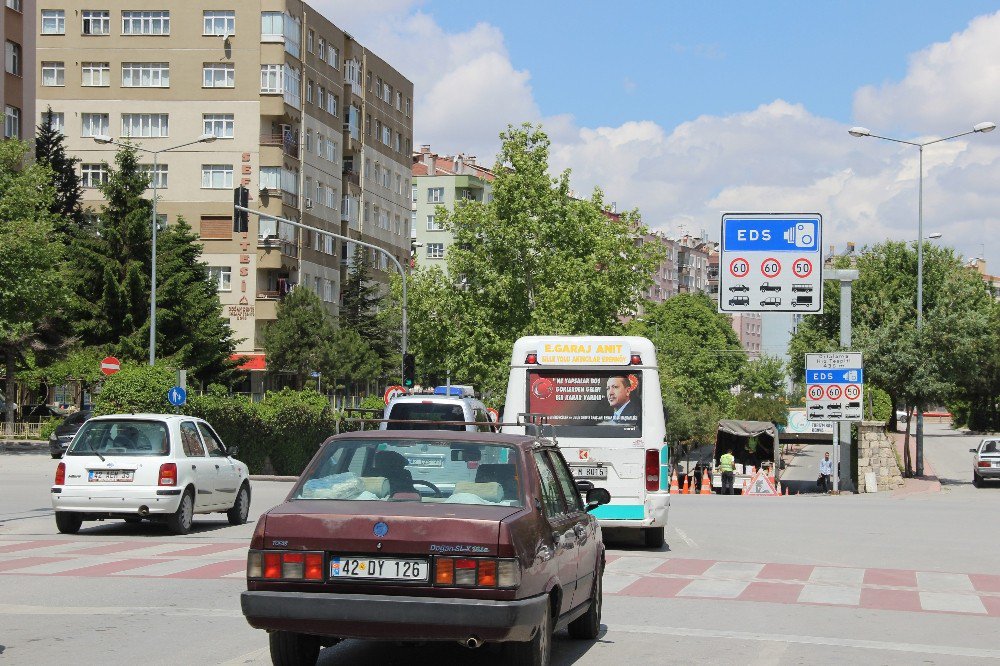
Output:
top-left (394, 132), bottom-right (401, 152)
top-left (317, 86), bottom-right (325, 110)
top-left (307, 29), bottom-right (314, 53)
top-left (5, 41), bottom-right (20, 76)
top-left (316, 135), bottom-right (325, 157)
top-left (3, 105), bottom-right (19, 138)
top-left (326, 139), bottom-right (336, 162)
top-left (121, 113), bottom-right (168, 137)
top-left (122, 10), bottom-right (170, 35)
top-left (304, 129), bottom-right (312, 152)
top-left (306, 80), bottom-right (313, 104)
top-left (326, 93), bottom-right (337, 116)
top-left (428, 187), bottom-right (444, 203)
top-left (82, 10), bottom-right (110, 35)
top-left (260, 64), bottom-right (282, 93)
top-left (259, 166), bottom-right (280, 190)
top-left (382, 82), bottom-right (391, 103)
top-left (395, 91), bottom-right (402, 111)
top-left (324, 235), bottom-right (333, 254)
top-left (381, 126), bottom-right (390, 145)
top-left (46, 112), bottom-right (65, 132)
top-left (411, 184), bottom-right (417, 203)
top-left (5, 0), bottom-right (22, 11)
top-left (203, 63), bottom-right (234, 88)
top-left (329, 45), bottom-right (340, 69)
top-left (317, 37), bottom-right (326, 61)
top-left (41, 9), bottom-right (64, 34)
top-left (141, 163), bottom-right (168, 188)
top-left (260, 12), bottom-right (282, 38)
top-left (203, 113), bottom-right (234, 139)
top-left (406, 98), bottom-right (411, 116)
top-left (203, 10), bottom-right (234, 36)
top-left (201, 164), bottom-right (233, 189)
top-left (283, 14), bottom-right (300, 57)
top-left (122, 62), bottom-right (169, 87)
top-left (207, 266), bottom-right (232, 291)
top-left (427, 215), bottom-right (443, 231)
top-left (366, 71), bottom-right (372, 91)
top-left (315, 181), bottom-right (323, 205)
top-left (81, 163), bottom-right (108, 188)
top-left (82, 62), bottom-right (110, 86)
top-left (81, 113), bottom-right (110, 138)
top-left (41, 61), bottom-right (64, 86)
top-left (426, 243), bottom-right (444, 259)
top-left (283, 65), bottom-right (300, 108)
top-left (366, 113), bottom-right (372, 137)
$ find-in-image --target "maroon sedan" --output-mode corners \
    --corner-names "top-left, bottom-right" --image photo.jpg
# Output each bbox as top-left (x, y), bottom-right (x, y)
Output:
top-left (241, 430), bottom-right (611, 665)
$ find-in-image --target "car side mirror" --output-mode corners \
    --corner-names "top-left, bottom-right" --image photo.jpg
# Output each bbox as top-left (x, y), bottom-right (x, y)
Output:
top-left (574, 479), bottom-right (595, 494)
top-left (228, 445), bottom-right (239, 459)
top-left (970, 448), bottom-right (977, 453)
top-left (585, 487), bottom-right (611, 512)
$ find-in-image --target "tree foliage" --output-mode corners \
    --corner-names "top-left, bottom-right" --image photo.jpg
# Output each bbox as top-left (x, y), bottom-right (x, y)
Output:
top-left (340, 244), bottom-right (390, 364)
top-left (34, 107), bottom-right (83, 232)
top-left (262, 286), bottom-right (336, 389)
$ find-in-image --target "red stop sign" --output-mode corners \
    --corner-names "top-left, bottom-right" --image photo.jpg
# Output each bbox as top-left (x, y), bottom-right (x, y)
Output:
top-left (100, 356), bottom-right (121, 376)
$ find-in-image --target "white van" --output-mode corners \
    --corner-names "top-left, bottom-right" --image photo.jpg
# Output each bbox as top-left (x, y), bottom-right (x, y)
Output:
top-left (381, 389), bottom-right (494, 432)
top-left (501, 336), bottom-right (670, 547)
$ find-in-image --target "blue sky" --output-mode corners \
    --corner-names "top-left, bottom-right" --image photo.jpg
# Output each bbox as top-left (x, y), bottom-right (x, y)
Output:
top-left (321, 1), bottom-right (1000, 264)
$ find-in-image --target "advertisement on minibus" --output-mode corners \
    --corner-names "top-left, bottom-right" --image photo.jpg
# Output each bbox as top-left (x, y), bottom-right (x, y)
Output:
top-left (526, 370), bottom-right (642, 438)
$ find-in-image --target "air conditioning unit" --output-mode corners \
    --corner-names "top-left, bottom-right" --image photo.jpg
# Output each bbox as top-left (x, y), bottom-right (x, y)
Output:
top-left (304, 197), bottom-right (313, 209)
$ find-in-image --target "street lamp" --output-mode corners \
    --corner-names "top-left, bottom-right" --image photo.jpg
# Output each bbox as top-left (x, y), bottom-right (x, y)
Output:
top-left (92, 133), bottom-right (218, 365)
top-left (849, 121), bottom-right (995, 476)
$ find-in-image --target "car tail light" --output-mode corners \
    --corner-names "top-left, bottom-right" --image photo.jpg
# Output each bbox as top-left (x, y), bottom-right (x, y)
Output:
top-left (525, 353), bottom-right (538, 364)
top-left (631, 354), bottom-right (642, 365)
top-left (55, 462), bottom-right (66, 485)
top-left (979, 461), bottom-right (992, 468)
top-left (434, 557), bottom-right (519, 588)
top-left (645, 448), bottom-right (659, 491)
top-left (249, 550), bottom-right (326, 581)
top-left (158, 463), bottom-right (177, 486)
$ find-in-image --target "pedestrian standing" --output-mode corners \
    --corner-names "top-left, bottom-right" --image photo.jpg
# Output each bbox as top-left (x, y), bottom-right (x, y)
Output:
top-left (719, 448), bottom-right (736, 495)
top-left (819, 451), bottom-right (834, 492)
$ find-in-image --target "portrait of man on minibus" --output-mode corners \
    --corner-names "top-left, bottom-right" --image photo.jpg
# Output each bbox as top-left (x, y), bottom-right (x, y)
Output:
top-left (602, 374), bottom-right (639, 424)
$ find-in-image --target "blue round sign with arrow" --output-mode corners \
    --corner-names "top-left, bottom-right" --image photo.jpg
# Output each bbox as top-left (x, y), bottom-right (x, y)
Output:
top-left (168, 386), bottom-right (187, 407)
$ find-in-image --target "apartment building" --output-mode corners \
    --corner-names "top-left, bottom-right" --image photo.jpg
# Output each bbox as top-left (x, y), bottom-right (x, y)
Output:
top-left (730, 312), bottom-right (762, 357)
top-left (639, 231), bottom-right (679, 305)
top-left (410, 145), bottom-right (494, 272)
top-left (36, 2), bottom-right (413, 383)
top-left (676, 235), bottom-right (713, 294)
top-left (3, 0), bottom-right (34, 140)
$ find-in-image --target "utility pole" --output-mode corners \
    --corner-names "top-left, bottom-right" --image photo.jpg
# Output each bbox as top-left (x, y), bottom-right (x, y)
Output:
top-left (827, 268), bottom-right (858, 492)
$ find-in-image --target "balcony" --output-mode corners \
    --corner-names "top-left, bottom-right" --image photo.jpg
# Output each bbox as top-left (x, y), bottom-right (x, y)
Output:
top-left (342, 168), bottom-right (360, 188)
top-left (260, 133), bottom-right (298, 158)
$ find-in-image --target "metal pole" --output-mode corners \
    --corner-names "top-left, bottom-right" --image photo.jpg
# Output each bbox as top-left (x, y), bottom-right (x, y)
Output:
top-left (839, 276), bottom-right (855, 492)
top-left (149, 151), bottom-right (158, 366)
top-left (915, 145), bottom-right (924, 477)
top-left (832, 420), bottom-right (839, 492)
top-left (236, 205), bottom-right (408, 380)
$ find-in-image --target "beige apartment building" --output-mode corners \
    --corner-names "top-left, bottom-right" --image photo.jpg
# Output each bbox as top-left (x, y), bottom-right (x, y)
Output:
top-left (3, 0), bottom-right (34, 140)
top-left (36, 2), bottom-right (413, 385)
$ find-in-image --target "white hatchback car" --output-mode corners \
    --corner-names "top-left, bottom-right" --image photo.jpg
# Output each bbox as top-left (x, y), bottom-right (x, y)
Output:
top-left (51, 414), bottom-right (251, 535)
top-left (972, 438), bottom-right (1000, 487)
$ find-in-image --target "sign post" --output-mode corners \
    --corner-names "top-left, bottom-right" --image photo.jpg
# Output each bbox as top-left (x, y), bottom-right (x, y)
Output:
top-left (719, 213), bottom-right (823, 313)
top-left (806, 352), bottom-right (864, 493)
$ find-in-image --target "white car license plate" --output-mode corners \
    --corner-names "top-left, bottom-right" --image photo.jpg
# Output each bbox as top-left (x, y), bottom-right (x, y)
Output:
top-left (571, 466), bottom-right (608, 480)
top-left (330, 557), bottom-right (428, 581)
top-left (88, 469), bottom-right (134, 483)
top-left (405, 455), bottom-right (444, 468)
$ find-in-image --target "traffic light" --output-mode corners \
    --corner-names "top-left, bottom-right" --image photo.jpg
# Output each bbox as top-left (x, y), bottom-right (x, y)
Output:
top-left (233, 185), bottom-right (249, 232)
top-left (402, 353), bottom-right (416, 388)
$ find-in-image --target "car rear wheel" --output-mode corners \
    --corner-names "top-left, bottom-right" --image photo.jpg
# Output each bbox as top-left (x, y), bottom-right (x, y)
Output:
top-left (568, 569), bottom-right (602, 640)
top-left (644, 526), bottom-right (664, 548)
top-left (166, 490), bottom-right (194, 535)
top-left (50, 452), bottom-right (61, 459)
top-left (227, 483), bottom-right (250, 525)
top-left (973, 472), bottom-right (981, 487)
top-left (55, 511), bottom-right (82, 534)
top-left (123, 516), bottom-right (142, 524)
top-left (508, 603), bottom-right (552, 666)
top-left (269, 631), bottom-right (320, 666)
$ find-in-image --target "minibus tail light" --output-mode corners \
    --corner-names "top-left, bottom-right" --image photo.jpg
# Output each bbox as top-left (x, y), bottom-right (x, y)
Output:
top-left (631, 354), bottom-right (642, 365)
top-left (645, 448), bottom-right (659, 491)
top-left (525, 353), bottom-right (538, 364)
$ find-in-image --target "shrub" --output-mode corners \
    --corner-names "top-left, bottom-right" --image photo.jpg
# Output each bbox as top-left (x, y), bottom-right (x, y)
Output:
top-left (39, 415), bottom-right (61, 441)
top-left (185, 392), bottom-right (267, 474)
top-left (865, 387), bottom-right (893, 422)
top-left (257, 389), bottom-right (338, 475)
top-left (94, 363), bottom-right (175, 415)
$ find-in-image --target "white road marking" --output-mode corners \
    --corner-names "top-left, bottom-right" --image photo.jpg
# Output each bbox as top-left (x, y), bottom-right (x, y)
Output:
top-left (919, 591), bottom-right (987, 614)
top-left (677, 578), bottom-right (750, 599)
top-left (917, 571), bottom-right (975, 593)
top-left (605, 556), bottom-right (663, 575)
top-left (673, 527), bottom-right (697, 548)
top-left (108, 558), bottom-right (234, 577)
top-left (605, 624), bottom-right (1000, 659)
top-left (808, 566), bottom-right (865, 586)
top-left (0, 603), bottom-right (241, 618)
top-left (797, 584), bottom-right (861, 606)
top-left (703, 561), bottom-right (764, 580)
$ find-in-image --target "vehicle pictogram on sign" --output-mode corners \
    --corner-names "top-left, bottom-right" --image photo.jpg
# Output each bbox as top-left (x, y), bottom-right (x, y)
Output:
top-left (792, 258), bottom-right (813, 279)
top-left (729, 257), bottom-right (750, 278)
top-left (807, 385), bottom-right (824, 400)
top-left (844, 384), bottom-right (861, 401)
top-left (760, 258), bottom-right (781, 278)
top-left (826, 385), bottom-right (843, 401)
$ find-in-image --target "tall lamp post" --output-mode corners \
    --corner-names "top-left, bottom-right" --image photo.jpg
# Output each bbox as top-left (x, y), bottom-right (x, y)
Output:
top-left (92, 133), bottom-right (218, 365)
top-left (848, 122), bottom-right (995, 476)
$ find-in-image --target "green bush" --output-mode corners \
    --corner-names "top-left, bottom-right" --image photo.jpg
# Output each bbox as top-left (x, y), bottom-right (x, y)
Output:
top-left (185, 392), bottom-right (267, 474)
top-left (39, 415), bottom-right (62, 441)
top-left (94, 364), bottom-right (175, 415)
top-left (865, 386), bottom-right (893, 422)
top-left (359, 395), bottom-right (386, 411)
top-left (257, 389), bottom-right (338, 475)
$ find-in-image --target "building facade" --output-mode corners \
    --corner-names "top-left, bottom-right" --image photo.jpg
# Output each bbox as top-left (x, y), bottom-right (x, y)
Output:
top-left (640, 231), bottom-right (679, 305)
top-left (36, 1), bottom-right (413, 381)
top-left (410, 145), bottom-right (494, 272)
top-left (676, 235), bottom-right (712, 294)
top-left (3, 0), bottom-right (34, 140)
top-left (730, 312), bottom-right (762, 357)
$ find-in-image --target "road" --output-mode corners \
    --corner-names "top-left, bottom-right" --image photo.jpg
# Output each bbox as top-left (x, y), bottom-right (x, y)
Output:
top-left (2, 422), bottom-right (999, 665)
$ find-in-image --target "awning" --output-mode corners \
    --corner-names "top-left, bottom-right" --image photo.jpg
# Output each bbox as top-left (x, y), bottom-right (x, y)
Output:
top-left (231, 353), bottom-right (266, 371)
top-left (717, 419), bottom-right (778, 438)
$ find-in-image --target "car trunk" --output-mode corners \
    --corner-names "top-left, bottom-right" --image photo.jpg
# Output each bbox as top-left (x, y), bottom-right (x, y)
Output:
top-left (61, 454), bottom-right (164, 487)
top-left (262, 500), bottom-right (521, 556)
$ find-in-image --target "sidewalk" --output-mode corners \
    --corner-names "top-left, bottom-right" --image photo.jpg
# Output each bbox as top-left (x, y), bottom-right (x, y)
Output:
top-left (891, 431), bottom-right (942, 496)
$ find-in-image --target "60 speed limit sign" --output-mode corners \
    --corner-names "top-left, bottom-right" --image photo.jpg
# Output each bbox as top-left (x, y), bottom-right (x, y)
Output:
top-left (805, 353), bottom-right (863, 421)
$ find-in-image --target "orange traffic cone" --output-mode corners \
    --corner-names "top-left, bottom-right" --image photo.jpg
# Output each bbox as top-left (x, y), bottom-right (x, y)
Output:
top-left (700, 468), bottom-right (712, 495)
top-left (669, 469), bottom-right (680, 495)
top-left (682, 475), bottom-right (690, 494)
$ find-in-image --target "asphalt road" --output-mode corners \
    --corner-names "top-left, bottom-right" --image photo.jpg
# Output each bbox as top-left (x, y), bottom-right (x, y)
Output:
top-left (2, 422), bottom-right (999, 665)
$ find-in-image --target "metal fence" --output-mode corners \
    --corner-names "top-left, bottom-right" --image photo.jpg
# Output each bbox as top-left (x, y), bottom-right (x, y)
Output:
top-left (0, 422), bottom-right (43, 439)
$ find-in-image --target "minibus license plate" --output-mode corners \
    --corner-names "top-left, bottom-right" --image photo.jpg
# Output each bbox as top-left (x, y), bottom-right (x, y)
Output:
top-left (571, 466), bottom-right (607, 480)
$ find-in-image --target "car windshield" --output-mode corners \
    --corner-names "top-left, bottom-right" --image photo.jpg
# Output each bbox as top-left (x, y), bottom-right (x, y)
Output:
top-left (386, 403), bottom-right (466, 430)
top-left (67, 420), bottom-right (169, 457)
top-left (293, 439), bottom-right (522, 507)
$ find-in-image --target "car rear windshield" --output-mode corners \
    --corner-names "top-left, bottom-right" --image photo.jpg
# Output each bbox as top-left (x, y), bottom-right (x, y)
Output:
top-left (67, 420), bottom-right (169, 457)
top-left (293, 439), bottom-right (522, 507)
top-left (386, 403), bottom-right (466, 430)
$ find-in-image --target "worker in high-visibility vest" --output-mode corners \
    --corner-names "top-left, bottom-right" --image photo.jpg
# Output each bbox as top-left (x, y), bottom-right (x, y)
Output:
top-left (719, 449), bottom-right (736, 495)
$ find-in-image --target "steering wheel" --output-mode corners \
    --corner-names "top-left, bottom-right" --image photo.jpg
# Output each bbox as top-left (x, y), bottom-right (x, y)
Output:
top-left (411, 480), bottom-right (442, 497)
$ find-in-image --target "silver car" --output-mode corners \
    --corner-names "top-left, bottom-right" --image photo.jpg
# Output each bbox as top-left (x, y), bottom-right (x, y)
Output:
top-left (971, 438), bottom-right (1000, 487)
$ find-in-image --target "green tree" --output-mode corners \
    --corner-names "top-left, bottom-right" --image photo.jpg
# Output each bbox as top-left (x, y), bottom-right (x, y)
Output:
top-left (328, 327), bottom-right (382, 393)
top-left (340, 244), bottom-right (389, 364)
top-left (93, 363), bottom-right (174, 415)
top-left (401, 123), bottom-right (662, 399)
top-left (0, 139), bottom-right (69, 430)
top-left (19, 347), bottom-right (105, 409)
top-left (262, 286), bottom-right (336, 389)
top-left (34, 107), bottom-right (83, 233)
top-left (154, 216), bottom-right (238, 383)
top-left (69, 143), bottom-right (152, 359)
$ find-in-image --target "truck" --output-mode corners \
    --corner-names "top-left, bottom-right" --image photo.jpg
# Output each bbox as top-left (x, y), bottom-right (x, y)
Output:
top-left (709, 420), bottom-right (781, 494)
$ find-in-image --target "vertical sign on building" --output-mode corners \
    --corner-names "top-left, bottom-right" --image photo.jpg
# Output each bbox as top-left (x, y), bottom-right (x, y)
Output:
top-left (719, 213), bottom-right (823, 313)
top-left (805, 352), bottom-right (863, 421)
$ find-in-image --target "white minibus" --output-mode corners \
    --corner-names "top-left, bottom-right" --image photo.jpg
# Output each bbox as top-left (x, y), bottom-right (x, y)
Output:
top-left (501, 336), bottom-right (669, 547)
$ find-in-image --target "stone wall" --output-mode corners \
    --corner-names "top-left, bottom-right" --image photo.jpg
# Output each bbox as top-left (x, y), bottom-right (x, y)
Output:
top-left (857, 421), bottom-right (903, 492)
